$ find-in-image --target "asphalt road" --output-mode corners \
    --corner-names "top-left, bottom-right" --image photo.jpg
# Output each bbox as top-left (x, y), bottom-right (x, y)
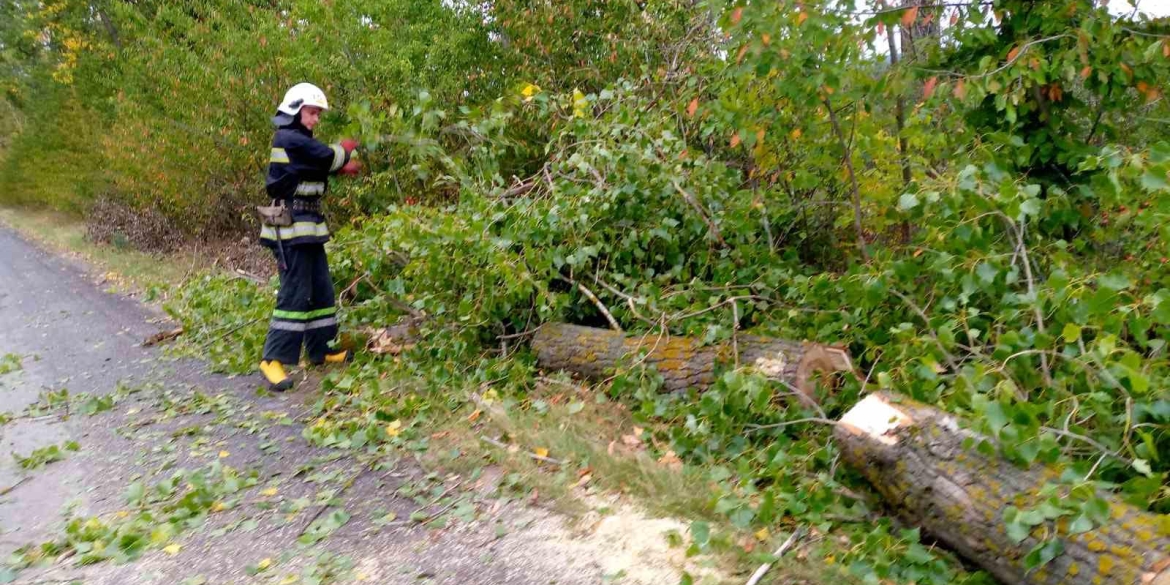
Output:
top-left (0, 225), bottom-right (690, 585)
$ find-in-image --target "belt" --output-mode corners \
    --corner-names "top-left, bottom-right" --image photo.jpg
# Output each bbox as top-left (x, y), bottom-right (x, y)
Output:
top-left (290, 199), bottom-right (321, 213)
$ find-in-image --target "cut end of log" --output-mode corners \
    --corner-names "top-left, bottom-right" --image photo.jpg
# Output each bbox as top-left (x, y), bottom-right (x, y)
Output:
top-left (838, 393), bottom-right (912, 445)
top-left (791, 343), bottom-right (857, 405)
top-left (362, 320), bottom-right (422, 355)
top-left (836, 390), bottom-right (1170, 585)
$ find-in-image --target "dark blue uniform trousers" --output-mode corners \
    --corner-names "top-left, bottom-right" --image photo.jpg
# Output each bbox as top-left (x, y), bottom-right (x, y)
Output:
top-left (262, 243), bottom-right (339, 364)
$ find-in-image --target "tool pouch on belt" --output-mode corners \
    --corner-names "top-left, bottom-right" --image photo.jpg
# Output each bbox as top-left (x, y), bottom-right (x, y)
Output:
top-left (256, 199), bottom-right (292, 227)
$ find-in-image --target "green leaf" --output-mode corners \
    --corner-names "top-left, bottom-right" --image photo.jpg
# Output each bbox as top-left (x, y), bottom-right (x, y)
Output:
top-left (1068, 514), bottom-right (1093, 535)
top-left (1019, 198), bottom-right (1041, 217)
top-left (125, 481), bottom-right (146, 506)
top-left (1006, 520), bottom-right (1031, 544)
top-left (1140, 169), bottom-right (1169, 192)
top-left (1098, 273), bottom-right (1131, 292)
top-left (690, 521), bottom-right (710, 547)
top-left (1061, 323), bottom-right (1081, 343)
top-left (897, 193), bottom-right (919, 211)
top-left (1133, 458), bottom-right (1153, 477)
top-left (729, 507), bottom-right (755, 528)
top-left (1024, 539), bottom-right (1064, 570)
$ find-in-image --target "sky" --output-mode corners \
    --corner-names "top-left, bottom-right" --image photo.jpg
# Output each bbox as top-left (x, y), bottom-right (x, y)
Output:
top-left (1112, 0), bottom-right (1170, 16)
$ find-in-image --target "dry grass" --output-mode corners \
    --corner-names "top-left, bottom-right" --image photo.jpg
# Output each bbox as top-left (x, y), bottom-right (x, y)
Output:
top-left (424, 376), bottom-right (847, 585)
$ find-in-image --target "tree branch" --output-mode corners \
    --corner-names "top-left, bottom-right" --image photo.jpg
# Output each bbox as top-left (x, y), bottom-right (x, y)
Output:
top-left (671, 179), bottom-right (728, 247)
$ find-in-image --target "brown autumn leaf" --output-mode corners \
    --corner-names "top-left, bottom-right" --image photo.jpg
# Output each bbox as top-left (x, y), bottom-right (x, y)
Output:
top-left (1006, 45), bottom-right (1021, 63)
top-left (922, 76), bottom-right (938, 99)
top-left (953, 78), bottom-right (968, 99)
top-left (730, 6), bottom-right (743, 25)
top-left (621, 428), bottom-right (644, 448)
top-left (950, 11), bottom-right (959, 26)
top-left (142, 327), bottom-right (183, 347)
top-left (1137, 81), bottom-right (1150, 94)
top-left (658, 450), bottom-right (683, 471)
top-left (797, 11), bottom-right (808, 25)
top-left (877, 22), bottom-right (884, 37)
top-left (467, 409), bottom-right (482, 423)
top-left (755, 128), bottom-right (766, 145)
top-left (1164, 42), bottom-right (1169, 58)
top-left (901, 6), bottom-right (919, 27)
top-left (730, 133), bottom-right (742, 148)
top-left (1150, 556), bottom-right (1170, 574)
top-left (1048, 83), bottom-right (1063, 102)
top-left (574, 473), bottom-right (592, 488)
top-left (687, 97), bottom-right (699, 118)
top-left (1145, 87), bottom-right (1161, 102)
top-left (761, 33), bottom-right (771, 46)
top-left (736, 43), bottom-right (749, 64)
top-left (1080, 66), bottom-right (1093, 79)
top-left (1121, 62), bottom-right (1133, 78)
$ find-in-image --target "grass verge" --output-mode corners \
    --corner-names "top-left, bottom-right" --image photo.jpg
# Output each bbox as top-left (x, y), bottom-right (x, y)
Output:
top-left (0, 206), bottom-right (197, 294)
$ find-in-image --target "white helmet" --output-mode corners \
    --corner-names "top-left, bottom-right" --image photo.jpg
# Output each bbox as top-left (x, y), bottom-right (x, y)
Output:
top-left (273, 82), bottom-right (329, 125)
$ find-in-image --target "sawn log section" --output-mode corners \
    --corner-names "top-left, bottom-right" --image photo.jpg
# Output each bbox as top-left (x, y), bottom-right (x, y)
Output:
top-left (531, 322), bottom-right (853, 401)
top-left (836, 392), bottom-right (1170, 585)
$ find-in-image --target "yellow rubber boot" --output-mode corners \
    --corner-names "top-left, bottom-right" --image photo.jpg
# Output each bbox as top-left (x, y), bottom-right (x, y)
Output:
top-left (321, 350), bottom-right (351, 365)
top-left (259, 360), bottom-right (293, 391)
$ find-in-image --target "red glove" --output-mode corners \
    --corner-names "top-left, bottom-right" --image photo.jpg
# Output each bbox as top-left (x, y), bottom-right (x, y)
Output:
top-left (340, 139), bottom-right (359, 154)
top-left (338, 159), bottom-right (362, 176)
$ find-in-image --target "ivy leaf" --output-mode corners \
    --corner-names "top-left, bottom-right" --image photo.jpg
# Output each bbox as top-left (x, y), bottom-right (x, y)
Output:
top-left (1061, 323), bottom-right (1081, 343)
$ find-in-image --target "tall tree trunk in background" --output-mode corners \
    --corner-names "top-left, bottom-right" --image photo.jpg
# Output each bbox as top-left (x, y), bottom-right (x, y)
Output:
top-left (886, 15), bottom-right (912, 243)
top-left (888, 0), bottom-right (943, 243)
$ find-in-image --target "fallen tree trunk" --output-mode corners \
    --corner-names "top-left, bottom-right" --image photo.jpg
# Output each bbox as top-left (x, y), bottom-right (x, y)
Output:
top-left (531, 323), bottom-right (854, 402)
top-left (836, 391), bottom-right (1170, 585)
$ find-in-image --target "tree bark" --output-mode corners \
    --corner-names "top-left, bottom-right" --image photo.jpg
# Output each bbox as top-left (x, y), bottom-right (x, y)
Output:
top-left (531, 323), bottom-right (854, 404)
top-left (836, 392), bottom-right (1170, 585)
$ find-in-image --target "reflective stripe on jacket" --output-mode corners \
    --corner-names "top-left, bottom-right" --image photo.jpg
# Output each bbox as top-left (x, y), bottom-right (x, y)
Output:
top-left (259, 121), bottom-right (351, 248)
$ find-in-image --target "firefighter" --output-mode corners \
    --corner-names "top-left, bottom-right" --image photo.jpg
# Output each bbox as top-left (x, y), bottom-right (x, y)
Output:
top-left (257, 82), bottom-right (361, 391)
